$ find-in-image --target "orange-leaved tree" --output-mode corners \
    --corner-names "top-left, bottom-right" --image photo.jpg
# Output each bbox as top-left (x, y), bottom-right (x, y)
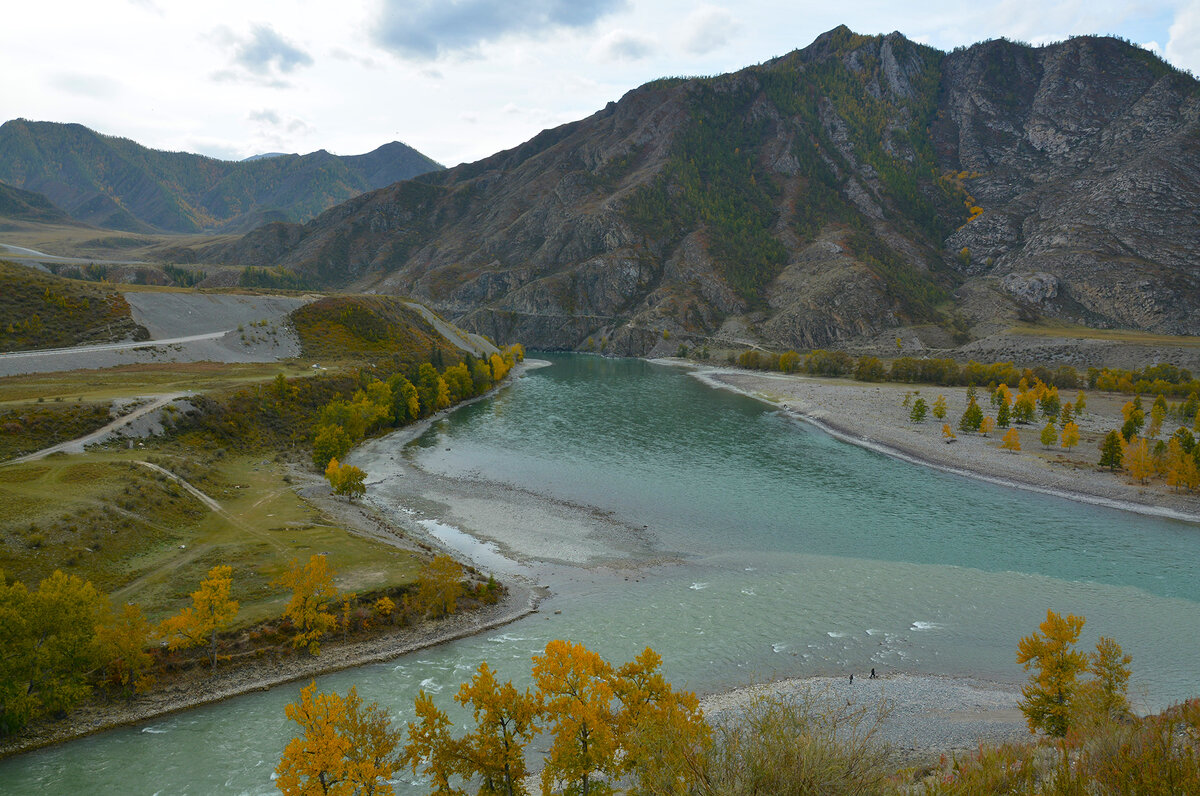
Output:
top-left (275, 681), bottom-right (402, 796)
top-left (96, 601), bottom-right (155, 698)
top-left (159, 565), bottom-right (239, 670)
top-left (412, 554), bottom-right (464, 619)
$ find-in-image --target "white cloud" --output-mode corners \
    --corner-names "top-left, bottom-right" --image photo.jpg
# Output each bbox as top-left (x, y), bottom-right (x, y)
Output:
top-left (1166, 0), bottom-right (1200, 74)
top-left (209, 23), bottom-right (313, 86)
top-left (680, 5), bottom-right (741, 55)
top-left (48, 72), bottom-right (121, 98)
top-left (593, 29), bottom-right (657, 61)
top-left (373, 0), bottom-right (626, 60)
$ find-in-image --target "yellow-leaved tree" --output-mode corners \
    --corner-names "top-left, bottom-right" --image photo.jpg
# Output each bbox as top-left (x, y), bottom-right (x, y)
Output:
top-left (1001, 427), bottom-right (1021, 453)
top-left (1061, 421), bottom-right (1080, 451)
top-left (275, 681), bottom-right (402, 796)
top-left (325, 457), bottom-right (367, 501)
top-left (159, 565), bottom-right (239, 670)
top-left (611, 647), bottom-right (710, 794)
top-left (533, 640), bottom-right (621, 796)
top-left (1016, 610), bottom-right (1087, 737)
top-left (275, 555), bottom-right (338, 655)
top-left (1124, 436), bottom-right (1153, 484)
top-left (403, 661), bottom-right (542, 796)
top-left (412, 554), bottom-right (464, 619)
top-left (96, 602), bottom-right (155, 698)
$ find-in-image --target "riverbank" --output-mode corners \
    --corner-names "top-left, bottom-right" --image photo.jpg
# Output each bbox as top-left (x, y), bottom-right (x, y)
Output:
top-left (0, 364), bottom-right (547, 760)
top-left (700, 672), bottom-right (1029, 765)
top-left (0, 581), bottom-right (539, 759)
top-left (684, 364), bottom-right (1200, 524)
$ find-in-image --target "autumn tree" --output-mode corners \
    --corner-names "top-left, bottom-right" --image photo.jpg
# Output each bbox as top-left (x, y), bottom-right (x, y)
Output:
top-left (1124, 436), bottom-right (1153, 484)
top-left (374, 595), bottom-right (395, 624)
top-left (1075, 391), bottom-right (1086, 414)
top-left (979, 416), bottom-right (995, 436)
top-left (387, 374), bottom-right (421, 424)
top-left (611, 647), bottom-right (710, 794)
top-left (1013, 392), bottom-right (1037, 424)
top-left (1017, 610), bottom-right (1087, 737)
top-left (1061, 421), bottom-right (1080, 452)
top-left (532, 640), bottom-right (621, 796)
top-left (276, 555), bottom-right (339, 654)
top-left (159, 565), bottom-right (239, 670)
top-left (1148, 397), bottom-right (1166, 439)
top-left (276, 681), bottom-right (402, 796)
top-left (1120, 399), bottom-right (1145, 440)
top-left (1001, 427), bottom-right (1021, 453)
top-left (932, 394), bottom-right (947, 420)
top-left (1040, 422), bottom-right (1057, 449)
top-left (325, 457), bottom-right (367, 500)
top-left (404, 661), bottom-right (542, 796)
top-left (1060, 402), bottom-right (1073, 426)
top-left (1099, 430), bottom-right (1125, 470)
top-left (942, 424), bottom-right (956, 442)
top-left (909, 397), bottom-right (927, 423)
top-left (0, 570), bottom-right (106, 735)
top-left (1039, 386), bottom-right (1061, 420)
top-left (412, 554), bottom-right (464, 619)
top-left (1075, 636), bottom-right (1133, 724)
top-left (96, 601), bottom-right (155, 698)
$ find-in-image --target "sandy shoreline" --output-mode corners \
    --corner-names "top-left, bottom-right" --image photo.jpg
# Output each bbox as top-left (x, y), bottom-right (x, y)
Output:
top-left (674, 363), bottom-right (1200, 525)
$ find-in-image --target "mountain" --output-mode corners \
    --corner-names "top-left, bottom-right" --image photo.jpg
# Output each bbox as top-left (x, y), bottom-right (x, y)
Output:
top-left (195, 28), bottom-right (1200, 355)
top-left (0, 181), bottom-right (75, 225)
top-left (242, 152), bottom-right (289, 162)
top-left (0, 120), bottom-right (444, 234)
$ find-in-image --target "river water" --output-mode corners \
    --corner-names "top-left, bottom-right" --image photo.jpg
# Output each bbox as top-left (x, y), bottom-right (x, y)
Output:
top-left (4, 353), bottom-right (1199, 794)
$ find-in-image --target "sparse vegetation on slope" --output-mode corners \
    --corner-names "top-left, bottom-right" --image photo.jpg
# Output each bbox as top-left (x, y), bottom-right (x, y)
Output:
top-left (0, 260), bottom-right (145, 350)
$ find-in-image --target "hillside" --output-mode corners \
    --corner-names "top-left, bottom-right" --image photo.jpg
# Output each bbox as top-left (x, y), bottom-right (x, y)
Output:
top-left (0, 182), bottom-right (75, 226)
top-left (0, 260), bottom-right (146, 350)
top-left (0, 120), bottom-right (443, 234)
top-left (193, 28), bottom-right (1200, 357)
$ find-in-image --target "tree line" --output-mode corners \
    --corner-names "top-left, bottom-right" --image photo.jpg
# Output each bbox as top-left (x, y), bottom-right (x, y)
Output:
top-left (0, 552), bottom-right (492, 738)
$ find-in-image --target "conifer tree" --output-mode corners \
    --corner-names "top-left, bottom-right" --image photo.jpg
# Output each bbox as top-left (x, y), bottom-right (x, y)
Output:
top-left (1099, 430), bottom-right (1124, 470)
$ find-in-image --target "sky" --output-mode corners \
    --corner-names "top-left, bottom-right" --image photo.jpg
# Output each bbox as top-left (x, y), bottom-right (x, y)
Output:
top-left (2, 1), bottom-right (1198, 168)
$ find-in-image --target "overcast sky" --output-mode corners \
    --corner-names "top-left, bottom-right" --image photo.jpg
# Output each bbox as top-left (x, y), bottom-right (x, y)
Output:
top-left (3, 1), bottom-right (1198, 168)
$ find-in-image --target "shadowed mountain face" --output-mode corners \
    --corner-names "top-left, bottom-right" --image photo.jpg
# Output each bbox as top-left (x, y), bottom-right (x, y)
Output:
top-left (0, 182), bottom-right (74, 225)
top-left (0, 120), bottom-right (444, 234)
top-left (198, 27), bottom-right (1200, 355)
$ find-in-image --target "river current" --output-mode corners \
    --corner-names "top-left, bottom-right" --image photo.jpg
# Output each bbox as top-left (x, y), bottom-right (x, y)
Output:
top-left (4, 353), bottom-right (1198, 794)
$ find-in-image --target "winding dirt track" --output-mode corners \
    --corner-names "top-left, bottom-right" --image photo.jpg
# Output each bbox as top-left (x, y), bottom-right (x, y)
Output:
top-left (6, 393), bottom-right (187, 464)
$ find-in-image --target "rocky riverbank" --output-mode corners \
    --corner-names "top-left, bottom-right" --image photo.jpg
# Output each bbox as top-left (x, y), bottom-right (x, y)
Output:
top-left (685, 365), bottom-right (1200, 524)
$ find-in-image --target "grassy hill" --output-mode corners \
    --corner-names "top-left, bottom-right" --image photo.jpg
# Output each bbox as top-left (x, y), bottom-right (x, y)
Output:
top-left (0, 260), bottom-right (146, 350)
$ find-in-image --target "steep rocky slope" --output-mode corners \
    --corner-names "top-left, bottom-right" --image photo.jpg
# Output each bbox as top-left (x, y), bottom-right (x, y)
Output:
top-left (198, 28), bottom-right (1200, 355)
top-left (0, 120), bottom-right (444, 234)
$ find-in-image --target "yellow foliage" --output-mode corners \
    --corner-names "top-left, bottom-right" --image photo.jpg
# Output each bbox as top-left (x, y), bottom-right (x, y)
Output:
top-left (275, 555), bottom-right (338, 655)
top-left (1001, 427), bottom-right (1021, 452)
top-left (158, 565), bottom-right (239, 670)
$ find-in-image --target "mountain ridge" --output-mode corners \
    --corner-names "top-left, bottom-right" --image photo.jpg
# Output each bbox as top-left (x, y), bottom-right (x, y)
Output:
top-left (164, 28), bottom-right (1200, 354)
top-left (0, 120), bottom-right (445, 235)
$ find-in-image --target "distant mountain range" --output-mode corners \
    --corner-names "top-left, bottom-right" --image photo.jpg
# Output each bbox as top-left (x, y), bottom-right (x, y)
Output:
top-left (0, 120), bottom-right (444, 234)
top-left (0, 181), bottom-right (74, 225)
top-left (191, 27), bottom-right (1200, 355)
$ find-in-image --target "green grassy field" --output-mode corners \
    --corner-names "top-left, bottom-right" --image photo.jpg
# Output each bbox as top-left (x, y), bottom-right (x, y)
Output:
top-left (0, 449), bottom-right (422, 625)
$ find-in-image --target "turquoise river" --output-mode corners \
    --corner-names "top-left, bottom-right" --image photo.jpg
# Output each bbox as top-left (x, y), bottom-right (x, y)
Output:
top-left (3, 353), bottom-right (1199, 794)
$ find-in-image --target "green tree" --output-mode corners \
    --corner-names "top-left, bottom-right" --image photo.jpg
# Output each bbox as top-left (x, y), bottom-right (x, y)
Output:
top-left (0, 570), bottom-right (105, 735)
top-left (996, 400), bottom-right (1010, 428)
top-left (909, 397), bottom-right (928, 423)
top-left (313, 424), bottom-right (353, 470)
top-left (159, 565), bottom-right (239, 670)
top-left (1099, 430), bottom-right (1124, 470)
top-left (1016, 610), bottom-right (1087, 737)
top-left (1040, 421), bottom-right (1057, 449)
top-left (958, 400), bottom-right (983, 433)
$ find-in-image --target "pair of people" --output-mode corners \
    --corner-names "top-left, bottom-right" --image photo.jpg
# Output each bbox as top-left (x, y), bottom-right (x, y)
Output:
top-left (850, 668), bottom-right (879, 683)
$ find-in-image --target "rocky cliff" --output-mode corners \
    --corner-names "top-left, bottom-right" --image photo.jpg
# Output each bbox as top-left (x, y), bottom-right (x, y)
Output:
top-left (198, 28), bottom-right (1200, 355)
